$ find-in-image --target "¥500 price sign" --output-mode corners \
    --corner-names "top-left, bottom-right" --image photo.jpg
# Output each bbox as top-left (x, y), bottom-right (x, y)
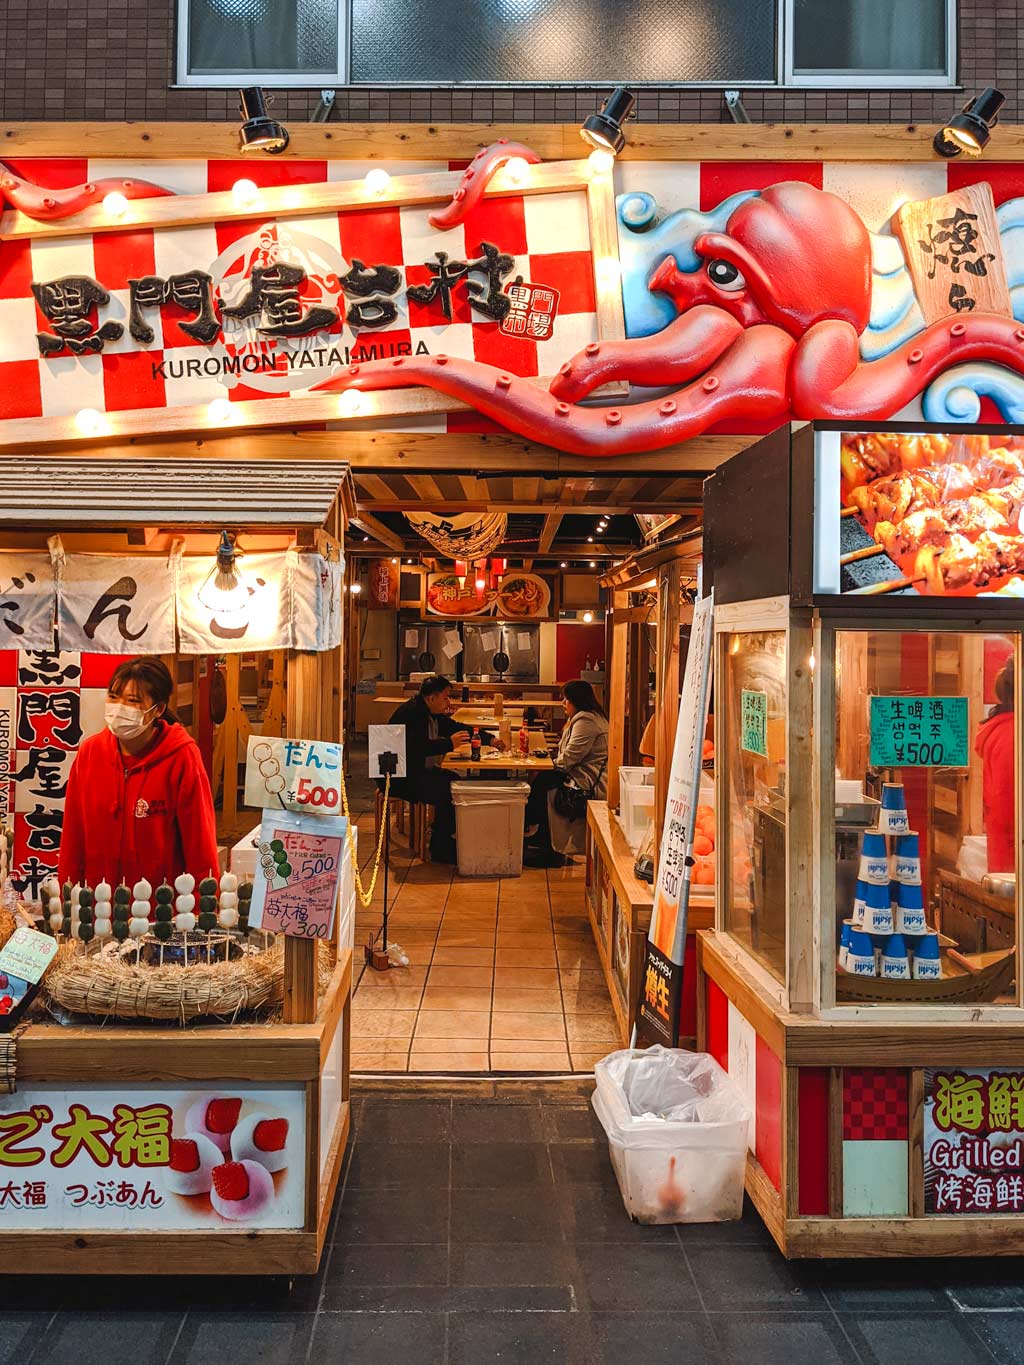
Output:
top-left (244, 736), bottom-right (342, 814)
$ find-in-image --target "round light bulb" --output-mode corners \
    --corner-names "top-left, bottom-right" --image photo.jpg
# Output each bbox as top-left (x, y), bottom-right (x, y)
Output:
top-left (475, 577), bottom-right (486, 591)
top-left (102, 191), bottom-right (129, 219)
top-left (391, 557), bottom-right (399, 564)
top-left (349, 582), bottom-right (363, 594)
top-left (560, 561), bottom-right (567, 568)
top-left (583, 611), bottom-right (594, 623)
top-left (232, 178), bottom-right (259, 206)
top-left (75, 408), bottom-right (104, 437)
top-left (589, 560), bottom-right (596, 568)
top-left (504, 155), bottom-right (530, 186)
top-left (337, 389), bottom-right (366, 418)
top-left (207, 397), bottom-right (233, 425)
top-left (364, 168), bottom-right (391, 196)
top-left (588, 148), bottom-right (615, 176)
top-left (587, 536), bottom-right (594, 543)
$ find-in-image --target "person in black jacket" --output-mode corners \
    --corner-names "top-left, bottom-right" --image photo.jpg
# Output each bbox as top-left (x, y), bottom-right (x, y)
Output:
top-left (388, 675), bottom-right (471, 862)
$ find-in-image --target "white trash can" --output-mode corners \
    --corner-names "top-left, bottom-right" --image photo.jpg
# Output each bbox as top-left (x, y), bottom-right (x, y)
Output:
top-left (451, 781), bottom-right (530, 877)
top-left (592, 1046), bottom-right (751, 1224)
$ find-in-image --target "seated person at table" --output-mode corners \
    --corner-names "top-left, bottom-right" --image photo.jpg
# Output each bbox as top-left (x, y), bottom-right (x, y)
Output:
top-left (388, 675), bottom-right (471, 863)
top-left (524, 679), bottom-right (609, 861)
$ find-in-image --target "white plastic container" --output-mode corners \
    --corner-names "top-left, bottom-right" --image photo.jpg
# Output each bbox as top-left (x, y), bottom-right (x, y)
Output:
top-left (592, 1047), bottom-right (751, 1225)
top-left (452, 781), bottom-right (530, 877)
top-left (618, 766), bottom-right (656, 850)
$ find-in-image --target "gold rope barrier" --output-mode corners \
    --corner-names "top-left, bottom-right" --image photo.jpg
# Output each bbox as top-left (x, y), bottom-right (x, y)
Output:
top-left (339, 770), bottom-right (390, 908)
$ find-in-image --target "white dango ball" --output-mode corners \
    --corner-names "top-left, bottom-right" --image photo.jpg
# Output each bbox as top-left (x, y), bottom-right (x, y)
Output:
top-left (94, 916), bottom-right (112, 937)
top-left (175, 893), bottom-right (196, 914)
top-left (220, 872), bottom-right (238, 893)
top-left (129, 917), bottom-right (149, 937)
top-left (230, 1112), bottom-right (289, 1174)
top-left (95, 880), bottom-right (112, 902)
top-left (41, 878), bottom-right (60, 902)
top-left (131, 900), bottom-right (151, 918)
top-left (132, 878), bottom-right (152, 901)
top-left (175, 912), bottom-right (197, 932)
top-left (218, 892), bottom-right (238, 910)
top-left (175, 873), bottom-right (195, 895)
top-left (218, 907), bottom-right (239, 929)
top-left (49, 912), bottom-right (63, 933)
top-left (167, 1131), bottom-right (222, 1196)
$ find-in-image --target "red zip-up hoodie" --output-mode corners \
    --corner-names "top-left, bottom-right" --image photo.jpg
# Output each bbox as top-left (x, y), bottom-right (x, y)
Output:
top-left (58, 721), bottom-right (220, 890)
top-left (975, 710), bottom-right (1015, 875)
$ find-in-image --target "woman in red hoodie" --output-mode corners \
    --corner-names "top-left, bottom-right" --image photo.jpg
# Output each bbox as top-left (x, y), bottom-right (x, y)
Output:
top-left (58, 657), bottom-right (220, 889)
top-left (975, 656), bottom-right (1016, 876)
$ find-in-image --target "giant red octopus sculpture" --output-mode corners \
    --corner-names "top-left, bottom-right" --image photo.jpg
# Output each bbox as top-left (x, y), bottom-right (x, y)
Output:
top-left (0, 163), bottom-right (173, 220)
top-left (317, 147), bottom-right (1024, 456)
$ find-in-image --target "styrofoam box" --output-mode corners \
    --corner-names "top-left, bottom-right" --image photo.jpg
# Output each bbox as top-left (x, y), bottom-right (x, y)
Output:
top-left (619, 766), bottom-right (656, 852)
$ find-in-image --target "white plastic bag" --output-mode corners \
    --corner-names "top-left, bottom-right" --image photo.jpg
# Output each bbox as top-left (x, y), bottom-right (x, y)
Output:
top-left (957, 834), bottom-right (989, 883)
top-left (593, 1046), bottom-right (751, 1224)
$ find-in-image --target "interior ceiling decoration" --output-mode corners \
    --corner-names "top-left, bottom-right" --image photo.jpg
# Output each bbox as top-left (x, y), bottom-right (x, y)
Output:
top-left (404, 510), bottom-right (509, 561)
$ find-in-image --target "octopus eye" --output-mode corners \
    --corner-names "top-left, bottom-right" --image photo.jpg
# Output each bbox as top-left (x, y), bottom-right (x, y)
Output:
top-left (706, 259), bottom-right (745, 292)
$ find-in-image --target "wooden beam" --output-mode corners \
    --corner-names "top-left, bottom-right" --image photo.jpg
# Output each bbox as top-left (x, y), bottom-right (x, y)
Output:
top-left (350, 511), bottom-right (404, 552)
top-left (5, 121), bottom-right (1024, 163)
top-left (404, 474), bottom-right (445, 502)
top-left (0, 426), bottom-right (752, 475)
top-left (354, 500), bottom-right (702, 516)
top-left (538, 513), bottom-right (564, 553)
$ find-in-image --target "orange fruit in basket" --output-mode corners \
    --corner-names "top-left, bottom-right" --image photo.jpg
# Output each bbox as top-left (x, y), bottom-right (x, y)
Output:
top-left (696, 804), bottom-right (713, 820)
top-left (693, 834), bottom-right (713, 857)
top-left (693, 863), bottom-right (715, 885)
top-left (702, 739), bottom-right (715, 759)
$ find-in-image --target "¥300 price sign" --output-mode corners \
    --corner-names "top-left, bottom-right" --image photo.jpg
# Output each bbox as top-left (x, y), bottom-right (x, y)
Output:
top-left (869, 695), bottom-right (969, 767)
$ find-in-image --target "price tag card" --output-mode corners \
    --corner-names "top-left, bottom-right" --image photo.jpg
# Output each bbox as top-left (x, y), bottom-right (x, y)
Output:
top-left (0, 925), bottom-right (58, 984)
top-left (740, 689), bottom-right (768, 758)
top-left (244, 736), bottom-right (342, 814)
top-left (247, 809), bottom-right (347, 939)
top-left (869, 695), bottom-right (969, 767)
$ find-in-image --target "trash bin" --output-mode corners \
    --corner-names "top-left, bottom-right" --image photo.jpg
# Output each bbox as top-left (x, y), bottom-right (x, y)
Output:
top-left (451, 781), bottom-right (530, 877)
top-left (592, 1046), bottom-right (751, 1224)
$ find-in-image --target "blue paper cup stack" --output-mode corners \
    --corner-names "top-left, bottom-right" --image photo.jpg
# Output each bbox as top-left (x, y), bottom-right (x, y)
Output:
top-left (878, 781), bottom-right (910, 834)
top-left (881, 933), bottom-right (910, 979)
top-left (846, 929), bottom-right (877, 976)
top-left (912, 930), bottom-right (941, 980)
top-left (862, 880), bottom-right (895, 934)
top-left (858, 831), bottom-right (890, 886)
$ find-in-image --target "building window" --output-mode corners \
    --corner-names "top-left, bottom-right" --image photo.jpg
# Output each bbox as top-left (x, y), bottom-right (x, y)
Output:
top-left (786, 0), bottom-right (953, 87)
top-left (177, 0), bottom-right (954, 90)
top-left (178, 0), bottom-right (345, 87)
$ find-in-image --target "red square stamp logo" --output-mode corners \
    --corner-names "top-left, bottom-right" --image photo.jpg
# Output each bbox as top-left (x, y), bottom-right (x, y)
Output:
top-left (499, 278), bottom-right (560, 341)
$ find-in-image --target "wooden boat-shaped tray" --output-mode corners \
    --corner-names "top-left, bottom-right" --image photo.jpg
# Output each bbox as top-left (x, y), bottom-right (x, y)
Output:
top-left (837, 949), bottom-right (1015, 1003)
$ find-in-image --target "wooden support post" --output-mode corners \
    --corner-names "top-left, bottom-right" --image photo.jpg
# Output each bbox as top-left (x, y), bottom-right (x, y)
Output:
top-left (284, 649), bottom-right (323, 1024)
top-left (654, 563), bottom-right (682, 860)
top-left (606, 588), bottom-right (629, 812)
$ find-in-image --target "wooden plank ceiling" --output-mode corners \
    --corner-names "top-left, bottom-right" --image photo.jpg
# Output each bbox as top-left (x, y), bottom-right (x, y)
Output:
top-left (349, 470), bottom-right (704, 562)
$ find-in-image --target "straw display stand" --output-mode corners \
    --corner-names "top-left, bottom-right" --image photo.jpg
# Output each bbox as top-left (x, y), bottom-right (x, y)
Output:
top-left (45, 937), bottom-right (283, 1023)
top-left (0, 905), bottom-right (17, 952)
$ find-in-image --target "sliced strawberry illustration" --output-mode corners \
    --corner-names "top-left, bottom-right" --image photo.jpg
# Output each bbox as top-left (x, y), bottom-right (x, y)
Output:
top-left (204, 1097), bottom-right (242, 1134)
top-left (169, 1138), bottom-right (200, 1173)
top-left (211, 1161), bottom-right (249, 1202)
top-left (253, 1118), bottom-right (289, 1153)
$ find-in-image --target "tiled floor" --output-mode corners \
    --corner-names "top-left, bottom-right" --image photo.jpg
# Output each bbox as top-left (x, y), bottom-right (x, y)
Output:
top-left (13, 1082), bottom-right (1024, 1365)
top-left (350, 810), bottom-right (619, 1074)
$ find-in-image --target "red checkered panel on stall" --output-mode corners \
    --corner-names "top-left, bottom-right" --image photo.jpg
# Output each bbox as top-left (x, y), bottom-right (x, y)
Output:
top-left (843, 1068), bottom-right (909, 1142)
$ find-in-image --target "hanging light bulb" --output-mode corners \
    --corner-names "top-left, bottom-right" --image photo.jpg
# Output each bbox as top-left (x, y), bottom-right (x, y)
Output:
top-left (583, 611), bottom-right (594, 623)
top-left (349, 582), bottom-right (363, 595)
top-left (197, 531), bottom-right (251, 634)
top-left (207, 397), bottom-right (233, 425)
top-left (588, 147), bottom-right (616, 176)
top-left (231, 178), bottom-right (260, 206)
top-left (75, 407), bottom-right (105, 436)
top-left (102, 191), bottom-right (129, 219)
top-left (503, 155), bottom-right (530, 186)
top-left (337, 389), bottom-right (366, 417)
top-left (364, 167), bottom-right (392, 196)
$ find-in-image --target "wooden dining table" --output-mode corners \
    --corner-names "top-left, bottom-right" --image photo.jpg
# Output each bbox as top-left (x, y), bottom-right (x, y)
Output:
top-left (441, 751), bottom-right (554, 773)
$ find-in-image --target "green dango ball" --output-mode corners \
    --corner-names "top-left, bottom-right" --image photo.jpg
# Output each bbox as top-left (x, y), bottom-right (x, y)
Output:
top-left (112, 920), bottom-right (129, 942)
top-left (153, 920), bottom-right (173, 941)
top-left (61, 915), bottom-right (71, 936)
top-left (238, 881), bottom-right (253, 902)
top-left (198, 912), bottom-right (217, 932)
top-left (113, 902), bottom-right (129, 922)
top-left (78, 906), bottom-right (94, 924)
top-left (154, 904), bottom-right (172, 922)
top-left (198, 877), bottom-right (218, 896)
top-left (114, 885), bottom-right (131, 905)
top-left (62, 881), bottom-right (72, 899)
top-left (199, 894), bottom-right (217, 913)
top-left (79, 888), bottom-right (94, 908)
top-left (155, 884), bottom-right (173, 905)
top-left (78, 924), bottom-right (95, 943)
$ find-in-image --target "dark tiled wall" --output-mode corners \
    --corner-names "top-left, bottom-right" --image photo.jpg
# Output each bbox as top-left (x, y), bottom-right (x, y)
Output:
top-left (0, 0), bottom-right (1017, 123)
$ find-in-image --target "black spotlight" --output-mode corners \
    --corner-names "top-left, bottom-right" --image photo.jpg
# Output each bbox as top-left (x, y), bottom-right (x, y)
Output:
top-left (933, 86), bottom-right (1005, 158)
top-left (238, 87), bottom-right (290, 154)
top-left (580, 87), bottom-right (636, 155)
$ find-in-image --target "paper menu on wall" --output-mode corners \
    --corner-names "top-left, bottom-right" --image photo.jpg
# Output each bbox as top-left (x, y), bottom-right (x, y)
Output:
top-left (403, 629), bottom-right (418, 648)
top-left (481, 631), bottom-right (499, 651)
top-left (516, 632), bottom-right (531, 650)
top-left (441, 632), bottom-right (462, 659)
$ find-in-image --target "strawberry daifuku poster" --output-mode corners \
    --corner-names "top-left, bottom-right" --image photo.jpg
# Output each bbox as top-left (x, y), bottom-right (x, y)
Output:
top-left (0, 1084), bottom-right (306, 1229)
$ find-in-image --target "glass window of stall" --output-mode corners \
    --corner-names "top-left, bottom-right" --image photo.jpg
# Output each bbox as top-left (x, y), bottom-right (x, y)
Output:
top-left (719, 627), bottom-right (791, 987)
top-left (824, 622), bottom-right (1021, 1009)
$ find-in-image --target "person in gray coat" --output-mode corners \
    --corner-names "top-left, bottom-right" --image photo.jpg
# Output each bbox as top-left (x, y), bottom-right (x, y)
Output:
top-left (524, 679), bottom-right (609, 863)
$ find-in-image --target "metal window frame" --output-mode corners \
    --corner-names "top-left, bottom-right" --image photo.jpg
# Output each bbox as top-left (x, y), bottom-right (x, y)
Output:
top-left (781, 0), bottom-right (957, 88)
top-left (175, 0), bottom-right (349, 87)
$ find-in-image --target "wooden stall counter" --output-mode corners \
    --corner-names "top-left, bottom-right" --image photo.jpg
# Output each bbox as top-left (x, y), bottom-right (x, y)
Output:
top-left (586, 801), bottom-right (713, 1047)
top-left (2, 949), bottom-right (351, 1277)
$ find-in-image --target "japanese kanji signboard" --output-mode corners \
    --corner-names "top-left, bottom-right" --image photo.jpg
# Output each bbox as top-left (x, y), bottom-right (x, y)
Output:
top-left (0, 1084), bottom-right (305, 1229)
top-left (895, 184), bottom-right (1012, 326)
top-left (925, 1068), bottom-right (1024, 1215)
top-left (0, 161), bottom-right (615, 442)
top-left (869, 694), bottom-right (969, 767)
top-left (243, 736), bottom-right (342, 815)
top-left (740, 689), bottom-right (769, 759)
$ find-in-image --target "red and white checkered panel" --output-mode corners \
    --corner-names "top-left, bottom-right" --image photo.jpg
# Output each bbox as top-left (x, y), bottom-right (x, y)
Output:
top-left (0, 158), bottom-right (601, 424)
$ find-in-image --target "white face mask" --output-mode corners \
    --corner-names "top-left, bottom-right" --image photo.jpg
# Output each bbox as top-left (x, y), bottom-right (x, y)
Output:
top-left (105, 701), bottom-right (157, 742)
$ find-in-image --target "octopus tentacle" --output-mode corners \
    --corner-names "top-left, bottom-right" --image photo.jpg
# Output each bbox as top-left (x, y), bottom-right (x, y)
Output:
top-left (316, 325), bottom-right (794, 456)
top-left (0, 165), bottom-right (174, 221)
top-left (791, 314), bottom-right (1024, 419)
top-left (427, 140), bottom-right (542, 230)
top-left (549, 307), bottom-right (744, 401)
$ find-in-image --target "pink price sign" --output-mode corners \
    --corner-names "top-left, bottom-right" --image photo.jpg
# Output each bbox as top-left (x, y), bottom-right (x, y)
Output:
top-left (247, 810), bottom-right (348, 940)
